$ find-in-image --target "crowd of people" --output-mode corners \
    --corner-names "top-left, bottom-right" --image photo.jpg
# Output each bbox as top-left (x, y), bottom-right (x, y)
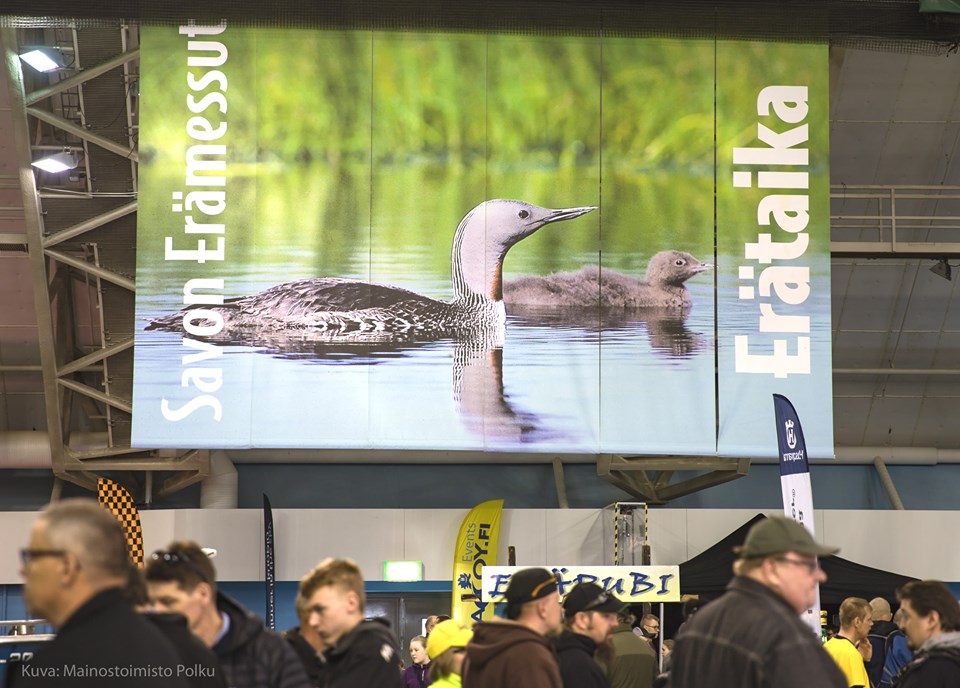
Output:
top-left (11, 500), bottom-right (960, 688)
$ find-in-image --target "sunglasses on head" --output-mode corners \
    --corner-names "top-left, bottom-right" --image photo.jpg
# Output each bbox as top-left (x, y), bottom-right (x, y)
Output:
top-left (582, 592), bottom-right (615, 612)
top-left (530, 573), bottom-right (561, 598)
top-left (151, 549), bottom-right (209, 584)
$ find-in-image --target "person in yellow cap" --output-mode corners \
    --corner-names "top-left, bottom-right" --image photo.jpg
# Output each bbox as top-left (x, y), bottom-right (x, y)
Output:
top-left (425, 619), bottom-right (473, 688)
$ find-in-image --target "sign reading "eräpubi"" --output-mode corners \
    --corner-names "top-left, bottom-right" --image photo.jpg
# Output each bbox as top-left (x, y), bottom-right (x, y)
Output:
top-left (480, 565), bottom-right (681, 603)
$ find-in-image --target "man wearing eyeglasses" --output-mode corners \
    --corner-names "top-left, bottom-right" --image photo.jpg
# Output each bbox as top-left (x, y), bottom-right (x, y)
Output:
top-left (667, 515), bottom-right (846, 688)
top-left (145, 540), bottom-right (311, 688)
top-left (554, 582), bottom-right (623, 688)
top-left (636, 615), bottom-right (660, 654)
top-left (16, 499), bottom-right (189, 687)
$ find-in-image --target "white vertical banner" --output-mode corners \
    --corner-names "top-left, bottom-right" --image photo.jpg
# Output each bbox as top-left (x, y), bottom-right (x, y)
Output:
top-left (773, 393), bottom-right (821, 636)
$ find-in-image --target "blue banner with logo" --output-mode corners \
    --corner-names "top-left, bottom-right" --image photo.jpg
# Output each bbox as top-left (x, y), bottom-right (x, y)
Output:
top-left (773, 393), bottom-right (821, 634)
top-left (263, 493), bottom-right (276, 630)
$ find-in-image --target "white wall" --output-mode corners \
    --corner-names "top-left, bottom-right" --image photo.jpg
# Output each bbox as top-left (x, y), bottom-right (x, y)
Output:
top-left (1, 508), bottom-right (956, 584)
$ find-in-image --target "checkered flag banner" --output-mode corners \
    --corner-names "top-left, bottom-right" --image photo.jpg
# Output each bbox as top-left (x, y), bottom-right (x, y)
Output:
top-left (97, 478), bottom-right (145, 567)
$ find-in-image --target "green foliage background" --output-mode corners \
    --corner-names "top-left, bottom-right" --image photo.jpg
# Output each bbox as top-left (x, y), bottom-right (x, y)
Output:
top-left (137, 28), bottom-right (825, 298)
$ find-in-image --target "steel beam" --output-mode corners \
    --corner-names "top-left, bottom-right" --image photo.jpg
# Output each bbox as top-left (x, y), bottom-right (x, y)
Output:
top-left (43, 201), bottom-right (137, 249)
top-left (25, 48), bottom-right (139, 106)
top-left (57, 377), bottom-right (132, 414)
top-left (57, 336), bottom-right (133, 376)
top-left (552, 458), bottom-right (569, 509)
top-left (1, 28), bottom-right (68, 477)
top-left (44, 248), bottom-right (136, 291)
top-left (26, 106), bottom-right (138, 162)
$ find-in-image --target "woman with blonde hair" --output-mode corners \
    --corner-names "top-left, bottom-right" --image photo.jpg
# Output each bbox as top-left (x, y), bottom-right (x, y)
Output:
top-left (425, 619), bottom-right (473, 688)
top-left (404, 635), bottom-right (431, 688)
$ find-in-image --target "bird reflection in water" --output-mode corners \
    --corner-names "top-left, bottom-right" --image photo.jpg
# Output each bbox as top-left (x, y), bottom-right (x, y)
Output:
top-left (452, 334), bottom-right (565, 444)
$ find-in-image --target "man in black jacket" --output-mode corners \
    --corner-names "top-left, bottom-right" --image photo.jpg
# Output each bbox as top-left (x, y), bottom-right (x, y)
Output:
top-left (299, 558), bottom-right (402, 688)
top-left (866, 597), bottom-right (899, 687)
top-left (146, 540), bottom-right (310, 688)
top-left (282, 583), bottom-right (327, 687)
top-left (667, 516), bottom-right (846, 688)
top-left (15, 499), bottom-right (188, 688)
top-left (126, 564), bottom-right (227, 688)
top-left (893, 580), bottom-right (960, 688)
top-left (554, 582), bottom-right (622, 688)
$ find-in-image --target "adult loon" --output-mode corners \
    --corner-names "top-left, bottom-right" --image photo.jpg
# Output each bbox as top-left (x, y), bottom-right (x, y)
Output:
top-left (146, 200), bottom-right (595, 339)
top-left (504, 250), bottom-right (712, 310)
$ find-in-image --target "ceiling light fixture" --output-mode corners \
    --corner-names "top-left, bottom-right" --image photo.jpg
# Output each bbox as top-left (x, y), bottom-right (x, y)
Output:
top-left (31, 151), bottom-right (80, 173)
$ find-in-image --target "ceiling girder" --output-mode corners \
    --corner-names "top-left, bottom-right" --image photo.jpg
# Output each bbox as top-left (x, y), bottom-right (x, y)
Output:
top-left (597, 455), bottom-right (751, 504)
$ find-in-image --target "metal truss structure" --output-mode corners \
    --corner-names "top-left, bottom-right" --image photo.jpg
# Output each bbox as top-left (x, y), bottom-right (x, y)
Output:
top-left (1, 23), bottom-right (209, 498)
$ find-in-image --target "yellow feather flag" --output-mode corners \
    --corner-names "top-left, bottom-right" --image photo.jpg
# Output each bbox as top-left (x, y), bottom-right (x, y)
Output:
top-left (97, 478), bottom-right (145, 567)
top-left (451, 499), bottom-right (503, 624)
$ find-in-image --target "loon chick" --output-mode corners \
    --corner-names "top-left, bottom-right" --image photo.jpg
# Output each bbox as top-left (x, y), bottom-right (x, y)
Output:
top-left (504, 250), bottom-right (712, 310)
top-left (146, 200), bottom-right (595, 339)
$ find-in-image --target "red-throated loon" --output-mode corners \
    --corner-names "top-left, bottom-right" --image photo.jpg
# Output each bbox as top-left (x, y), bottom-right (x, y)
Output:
top-left (146, 200), bottom-right (595, 339)
top-left (504, 250), bottom-right (713, 310)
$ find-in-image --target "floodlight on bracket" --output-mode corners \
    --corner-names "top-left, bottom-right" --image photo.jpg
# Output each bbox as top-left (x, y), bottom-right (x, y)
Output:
top-left (930, 258), bottom-right (953, 281)
top-left (18, 47), bottom-right (69, 73)
top-left (31, 150), bottom-right (80, 173)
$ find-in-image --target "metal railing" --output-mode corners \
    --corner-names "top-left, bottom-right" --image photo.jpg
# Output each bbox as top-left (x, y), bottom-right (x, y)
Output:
top-left (831, 184), bottom-right (960, 258)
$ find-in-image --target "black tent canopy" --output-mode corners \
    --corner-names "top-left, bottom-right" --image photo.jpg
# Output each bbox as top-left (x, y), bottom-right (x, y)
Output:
top-left (678, 514), bottom-right (917, 606)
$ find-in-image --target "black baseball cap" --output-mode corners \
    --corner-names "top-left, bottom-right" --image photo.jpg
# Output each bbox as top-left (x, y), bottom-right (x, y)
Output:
top-left (504, 568), bottom-right (558, 619)
top-left (563, 582), bottom-right (625, 615)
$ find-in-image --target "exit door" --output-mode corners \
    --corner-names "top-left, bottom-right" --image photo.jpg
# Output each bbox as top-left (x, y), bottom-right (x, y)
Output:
top-left (366, 593), bottom-right (451, 667)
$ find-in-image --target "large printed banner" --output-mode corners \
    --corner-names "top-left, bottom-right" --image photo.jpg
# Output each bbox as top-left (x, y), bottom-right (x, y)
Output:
top-left (480, 566), bottom-right (681, 603)
top-left (132, 25), bottom-right (831, 456)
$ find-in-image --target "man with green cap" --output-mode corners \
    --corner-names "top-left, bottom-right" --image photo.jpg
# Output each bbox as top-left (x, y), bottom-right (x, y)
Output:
top-left (667, 515), bottom-right (846, 688)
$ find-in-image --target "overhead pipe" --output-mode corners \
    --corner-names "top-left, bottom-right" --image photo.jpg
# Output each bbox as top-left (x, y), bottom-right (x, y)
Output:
top-left (873, 457), bottom-right (905, 510)
top-left (199, 450), bottom-right (238, 509)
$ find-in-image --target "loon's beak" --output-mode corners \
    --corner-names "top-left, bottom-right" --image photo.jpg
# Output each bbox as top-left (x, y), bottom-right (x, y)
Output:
top-left (543, 205), bottom-right (597, 225)
top-left (695, 262), bottom-right (714, 273)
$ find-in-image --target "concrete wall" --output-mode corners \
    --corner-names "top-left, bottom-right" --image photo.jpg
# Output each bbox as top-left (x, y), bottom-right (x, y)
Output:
top-left (1, 507), bottom-right (955, 584)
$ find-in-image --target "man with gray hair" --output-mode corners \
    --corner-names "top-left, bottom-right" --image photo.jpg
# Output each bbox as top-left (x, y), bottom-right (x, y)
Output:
top-left (667, 515), bottom-right (846, 688)
top-left (16, 498), bottom-right (188, 687)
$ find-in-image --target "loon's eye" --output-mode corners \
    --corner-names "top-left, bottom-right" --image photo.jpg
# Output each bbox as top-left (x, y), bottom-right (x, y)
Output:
top-left (518, 210), bottom-right (529, 219)
top-left (675, 259), bottom-right (686, 266)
